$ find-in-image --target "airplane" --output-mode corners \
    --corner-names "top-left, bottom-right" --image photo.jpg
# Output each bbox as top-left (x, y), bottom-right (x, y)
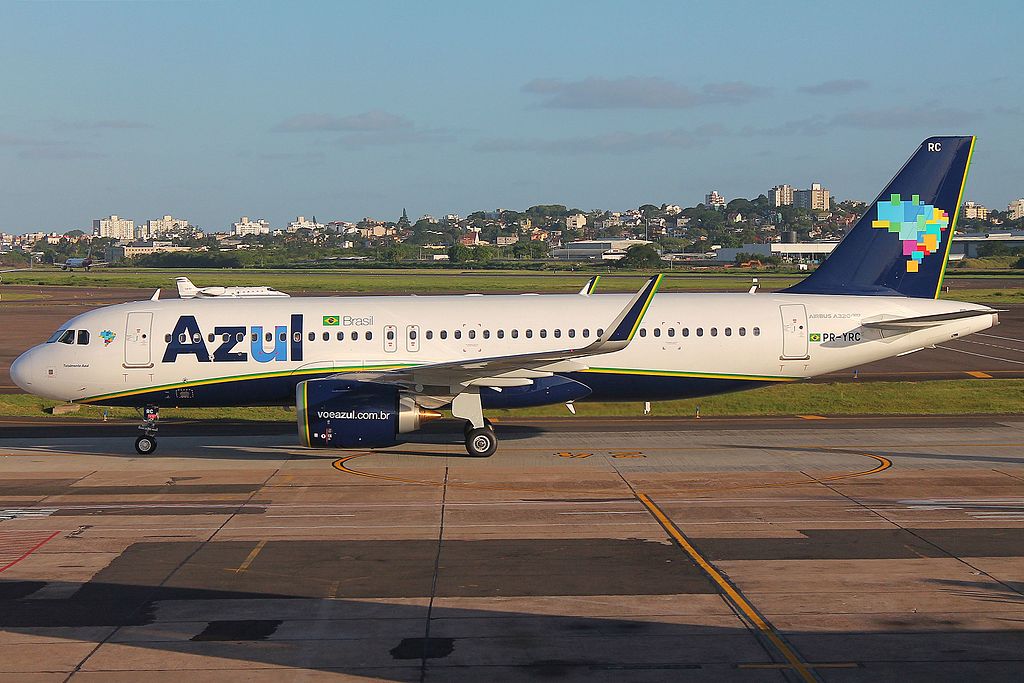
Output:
top-left (175, 276), bottom-right (289, 299)
top-left (9, 136), bottom-right (998, 458)
top-left (58, 257), bottom-right (104, 271)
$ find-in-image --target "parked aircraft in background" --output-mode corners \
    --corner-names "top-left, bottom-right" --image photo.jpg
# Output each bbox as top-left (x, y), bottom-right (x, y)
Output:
top-left (175, 277), bottom-right (289, 299)
top-left (58, 257), bottom-right (104, 271)
top-left (10, 137), bottom-right (996, 458)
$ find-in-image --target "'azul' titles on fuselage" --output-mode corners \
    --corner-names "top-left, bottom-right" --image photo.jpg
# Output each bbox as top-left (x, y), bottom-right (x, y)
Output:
top-left (162, 314), bottom-right (321, 363)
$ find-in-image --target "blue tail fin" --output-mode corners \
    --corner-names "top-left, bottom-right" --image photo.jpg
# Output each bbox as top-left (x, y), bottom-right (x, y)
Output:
top-left (783, 136), bottom-right (975, 299)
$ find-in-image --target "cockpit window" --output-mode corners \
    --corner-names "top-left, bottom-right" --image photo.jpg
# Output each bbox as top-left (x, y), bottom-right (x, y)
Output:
top-left (47, 328), bottom-right (69, 343)
top-left (77, 330), bottom-right (90, 345)
top-left (58, 329), bottom-right (75, 344)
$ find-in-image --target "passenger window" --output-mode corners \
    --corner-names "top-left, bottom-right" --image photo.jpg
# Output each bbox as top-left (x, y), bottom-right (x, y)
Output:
top-left (753, 327), bottom-right (760, 336)
top-left (739, 327), bottom-right (746, 336)
top-left (512, 329), bottom-right (519, 339)
top-left (207, 333), bottom-right (215, 343)
top-left (582, 329), bottom-right (590, 338)
top-left (165, 333), bottom-right (172, 343)
top-left (654, 328), bottom-right (661, 338)
top-left (682, 328), bottom-right (689, 337)
top-left (568, 329), bottom-right (576, 338)
top-left (639, 329), bottom-right (647, 338)
top-left (725, 327), bottom-right (732, 336)
top-left (308, 332), bottom-right (316, 341)
top-left (410, 330), bottom-right (418, 340)
top-left (497, 330), bottom-right (504, 339)
top-left (696, 328), bottom-right (704, 337)
top-left (236, 332), bottom-right (244, 343)
top-left (426, 330), bottom-right (433, 340)
top-left (440, 330), bottom-right (448, 340)
top-left (77, 330), bottom-right (90, 345)
top-left (265, 332), bottom-right (272, 342)
top-left (710, 328), bottom-right (718, 337)
top-left (352, 331), bottom-right (359, 341)
top-left (540, 329), bottom-right (547, 338)
top-left (193, 333), bottom-right (202, 343)
top-left (337, 331), bottom-right (345, 341)
top-left (223, 333), bottom-right (230, 343)
top-left (366, 331), bottom-right (373, 341)
top-left (483, 330), bottom-right (490, 339)
top-left (454, 330), bottom-right (462, 340)
top-left (386, 329), bottom-right (395, 341)
top-left (667, 328), bottom-right (675, 337)
top-left (468, 330), bottom-right (476, 340)
top-left (322, 332), bottom-right (330, 341)
top-left (279, 332), bottom-right (286, 342)
top-left (597, 329), bottom-right (604, 337)
top-left (554, 329), bottom-right (561, 338)
top-left (293, 332), bottom-right (302, 343)
top-left (251, 332), bottom-right (258, 342)
top-left (526, 329), bottom-right (533, 339)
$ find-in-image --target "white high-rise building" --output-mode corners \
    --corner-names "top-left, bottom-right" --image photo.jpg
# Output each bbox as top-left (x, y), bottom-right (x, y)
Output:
top-left (143, 215), bottom-right (190, 238)
top-left (704, 190), bottom-right (726, 209)
top-left (93, 215), bottom-right (135, 241)
top-left (232, 216), bottom-right (272, 236)
top-left (1008, 199), bottom-right (1024, 221)
top-left (286, 216), bottom-right (321, 232)
top-left (768, 184), bottom-right (795, 207)
top-left (566, 213), bottom-right (587, 230)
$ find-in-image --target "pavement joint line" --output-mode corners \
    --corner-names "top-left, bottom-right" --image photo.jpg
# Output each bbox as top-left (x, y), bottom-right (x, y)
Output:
top-left (230, 539), bottom-right (267, 574)
top-left (634, 491), bottom-right (818, 683)
top-left (420, 466), bottom-right (448, 683)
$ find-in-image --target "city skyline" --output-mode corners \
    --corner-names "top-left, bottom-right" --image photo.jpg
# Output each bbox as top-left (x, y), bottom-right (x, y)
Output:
top-left (2, 1), bottom-right (1023, 233)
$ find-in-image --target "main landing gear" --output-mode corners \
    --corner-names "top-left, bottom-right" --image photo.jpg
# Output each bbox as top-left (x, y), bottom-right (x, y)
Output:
top-left (452, 389), bottom-right (497, 457)
top-left (135, 405), bottom-right (159, 455)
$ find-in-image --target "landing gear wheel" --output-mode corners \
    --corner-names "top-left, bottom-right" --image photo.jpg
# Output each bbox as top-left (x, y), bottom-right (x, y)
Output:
top-left (135, 435), bottom-right (157, 455)
top-left (465, 427), bottom-right (497, 458)
top-left (463, 418), bottom-right (494, 436)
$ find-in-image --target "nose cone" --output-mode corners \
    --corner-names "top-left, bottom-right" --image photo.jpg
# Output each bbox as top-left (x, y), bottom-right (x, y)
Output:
top-left (10, 351), bottom-right (35, 392)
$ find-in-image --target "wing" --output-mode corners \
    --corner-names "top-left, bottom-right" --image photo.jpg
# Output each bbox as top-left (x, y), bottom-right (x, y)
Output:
top-left (333, 274), bottom-right (663, 392)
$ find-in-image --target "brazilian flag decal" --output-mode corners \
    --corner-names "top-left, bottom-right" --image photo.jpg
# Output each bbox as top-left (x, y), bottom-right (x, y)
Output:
top-left (809, 332), bottom-right (821, 342)
top-left (323, 315), bottom-right (340, 326)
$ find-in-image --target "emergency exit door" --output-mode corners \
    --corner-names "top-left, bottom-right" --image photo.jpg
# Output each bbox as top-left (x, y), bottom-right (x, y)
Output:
top-left (779, 304), bottom-right (809, 359)
top-left (124, 312), bottom-right (153, 367)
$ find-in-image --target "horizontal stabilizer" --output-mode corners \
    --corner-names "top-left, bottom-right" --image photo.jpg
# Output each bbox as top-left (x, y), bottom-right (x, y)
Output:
top-left (862, 309), bottom-right (998, 330)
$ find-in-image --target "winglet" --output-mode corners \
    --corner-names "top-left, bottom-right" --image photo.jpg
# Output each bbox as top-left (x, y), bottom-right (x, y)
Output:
top-left (598, 274), bottom-right (663, 345)
top-left (578, 276), bottom-right (600, 296)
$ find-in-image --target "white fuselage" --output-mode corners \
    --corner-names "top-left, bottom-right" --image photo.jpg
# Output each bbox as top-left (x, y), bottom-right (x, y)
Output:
top-left (10, 291), bottom-right (998, 406)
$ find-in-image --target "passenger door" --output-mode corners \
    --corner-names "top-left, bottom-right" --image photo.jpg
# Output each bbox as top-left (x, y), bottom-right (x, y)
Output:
top-left (779, 304), bottom-right (809, 360)
top-left (124, 312), bottom-right (153, 367)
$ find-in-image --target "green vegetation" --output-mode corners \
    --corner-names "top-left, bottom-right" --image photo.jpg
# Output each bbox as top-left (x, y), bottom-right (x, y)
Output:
top-left (2, 380), bottom-right (1021, 421)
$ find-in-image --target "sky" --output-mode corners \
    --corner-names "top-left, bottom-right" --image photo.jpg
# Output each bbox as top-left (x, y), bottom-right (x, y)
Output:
top-left (1, 0), bottom-right (1023, 234)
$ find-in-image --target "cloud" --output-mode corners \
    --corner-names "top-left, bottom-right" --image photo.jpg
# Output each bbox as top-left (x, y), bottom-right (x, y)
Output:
top-left (797, 79), bottom-right (869, 96)
top-left (17, 147), bottom-right (106, 160)
top-left (273, 110), bottom-right (414, 133)
top-left (521, 77), bottom-right (769, 109)
top-left (475, 124), bottom-right (727, 155)
top-left (831, 105), bottom-right (979, 130)
top-left (743, 105), bottom-right (980, 136)
top-left (0, 133), bottom-right (59, 146)
top-left (53, 119), bottom-right (152, 130)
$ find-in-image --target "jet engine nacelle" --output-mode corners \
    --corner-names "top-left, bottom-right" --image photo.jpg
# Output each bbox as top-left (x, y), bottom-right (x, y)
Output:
top-left (296, 379), bottom-right (439, 448)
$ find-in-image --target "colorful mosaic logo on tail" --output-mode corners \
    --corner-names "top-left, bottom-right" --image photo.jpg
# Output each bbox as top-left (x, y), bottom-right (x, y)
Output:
top-left (871, 194), bottom-right (950, 273)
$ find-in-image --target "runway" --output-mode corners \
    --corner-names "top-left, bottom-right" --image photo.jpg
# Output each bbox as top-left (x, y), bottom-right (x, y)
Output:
top-left (1, 416), bottom-right (1022, 680)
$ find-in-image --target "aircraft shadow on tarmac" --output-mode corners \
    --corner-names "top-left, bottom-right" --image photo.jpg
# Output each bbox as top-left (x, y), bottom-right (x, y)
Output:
top-left (0, 423), bottom-right (545, 460)
top-left (1, 572), bottom-right (1023, 679)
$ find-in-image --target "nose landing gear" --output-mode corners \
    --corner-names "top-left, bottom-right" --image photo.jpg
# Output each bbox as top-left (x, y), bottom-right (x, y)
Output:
top-left (135, 405), bottom-right (159, 455)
